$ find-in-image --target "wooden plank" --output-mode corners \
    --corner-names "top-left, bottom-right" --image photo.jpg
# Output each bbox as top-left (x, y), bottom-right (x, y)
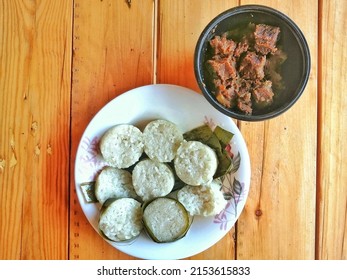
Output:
top-left (157, 0), bottom-right (239, 259)
top-left (0, 0), bottom-right (72, 259)
top-left (157, 0), bottom-right (238, 93)
top-left (317, 0), bottom-right (347, 260)
top-left (70, 0), bottom-right (154, 260)
top-left (236, 0), bottom-right (318, 259)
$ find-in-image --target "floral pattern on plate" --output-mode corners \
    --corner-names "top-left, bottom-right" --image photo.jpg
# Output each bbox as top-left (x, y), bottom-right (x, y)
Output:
top-left (74, 84), bottom-right (251, 259)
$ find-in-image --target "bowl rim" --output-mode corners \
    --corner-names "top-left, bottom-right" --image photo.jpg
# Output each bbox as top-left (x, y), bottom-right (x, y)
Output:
top-left (194, 4), bottom-right (311, 121)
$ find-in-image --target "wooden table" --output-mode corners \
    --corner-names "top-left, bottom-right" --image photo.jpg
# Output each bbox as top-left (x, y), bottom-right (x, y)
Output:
top-left (1, 0), bottom-right (346, 260)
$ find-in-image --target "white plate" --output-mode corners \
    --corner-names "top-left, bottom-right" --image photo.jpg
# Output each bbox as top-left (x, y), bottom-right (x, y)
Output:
top-left (74, 84), bottom-right (251, 260)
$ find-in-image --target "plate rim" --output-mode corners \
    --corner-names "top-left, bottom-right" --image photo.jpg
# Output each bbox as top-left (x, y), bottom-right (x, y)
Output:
top-left (74, 83), bottom-right (251, 259)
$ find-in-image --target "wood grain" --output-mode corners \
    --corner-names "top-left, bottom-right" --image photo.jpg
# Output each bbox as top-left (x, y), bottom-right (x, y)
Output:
top-left (317, 0), bottom-right (347, 260)
top-left (69, 0), bottom-right (154, 260)
top-left (0, 0), bottom-right (72, 259)
top-left (236, 0), bottom-right (318, 259)
top-left (157, 0), bottom-right (239, 93)
top-left (1, 0), bottom-right (346, 261)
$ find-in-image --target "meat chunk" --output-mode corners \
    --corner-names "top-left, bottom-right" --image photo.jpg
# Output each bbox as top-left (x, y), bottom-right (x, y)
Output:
top-left (239, 51), bottom-right (266, 80)
top-left (237, 97), bottom-right (252, 115)
top-left (252, 80), bottom-right (274, 104)
top-left (209, 35), bottom-right (237, 56)
top-left (254, 24), bottom-right (280, 55)
top-left (265, 49), bottom-right (287, 90)
top-left (215, 82), bottom-right (237, 108)
top-left (233, 37), bottom-right (249, 57)
top-left (207, 56), bottom-right (237, 82)
top-left (206, 23), bottom-right (284, 115)
top-left (237, 89), bottom-right (252, 115)
top-left (235, 78), bottom-right (253, 114)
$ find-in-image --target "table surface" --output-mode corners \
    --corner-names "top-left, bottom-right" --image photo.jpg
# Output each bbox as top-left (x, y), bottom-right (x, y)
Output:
top-left (1, 0), bottom-right (346, 260)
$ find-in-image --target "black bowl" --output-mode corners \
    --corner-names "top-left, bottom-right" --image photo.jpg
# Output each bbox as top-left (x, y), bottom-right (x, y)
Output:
top-left (194, 5), bottom-right (311, 121)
